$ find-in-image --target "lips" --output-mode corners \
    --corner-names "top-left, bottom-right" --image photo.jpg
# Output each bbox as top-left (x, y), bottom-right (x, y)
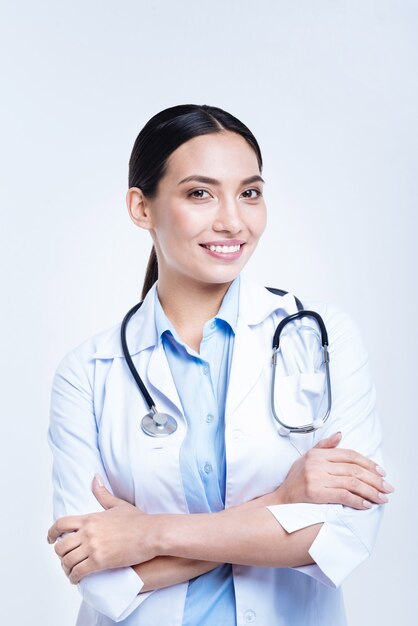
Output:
top-left (200, 240), bottom-right (245, 253)
top-left (205, 244), bottom-right (241, 253)
top-left (199, 240), bottom-right (245, 260)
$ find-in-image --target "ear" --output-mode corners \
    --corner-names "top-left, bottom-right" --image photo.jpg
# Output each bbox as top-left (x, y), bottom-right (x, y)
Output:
top-left (126, 187), bottom-right (153, 230)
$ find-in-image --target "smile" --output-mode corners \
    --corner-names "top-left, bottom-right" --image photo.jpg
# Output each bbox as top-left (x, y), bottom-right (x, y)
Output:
top-left (205, 244), bottom-right (241, 253)
top-left (200, 241), bottom-right (245, 261)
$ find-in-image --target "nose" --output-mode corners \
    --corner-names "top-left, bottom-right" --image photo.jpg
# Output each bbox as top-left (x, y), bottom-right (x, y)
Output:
top-left (212, 198), bottom-right (243, 234)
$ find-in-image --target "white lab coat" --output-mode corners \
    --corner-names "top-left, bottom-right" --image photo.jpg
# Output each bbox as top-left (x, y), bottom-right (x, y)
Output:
top-left (48, 277), bottom-right (384, 626)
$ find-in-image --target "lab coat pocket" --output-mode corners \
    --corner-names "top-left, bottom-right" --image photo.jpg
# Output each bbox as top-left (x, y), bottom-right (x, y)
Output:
top-left (274, 372), bottom-right (326, 456)
top-left (273, 371), bottom-right (327, 429)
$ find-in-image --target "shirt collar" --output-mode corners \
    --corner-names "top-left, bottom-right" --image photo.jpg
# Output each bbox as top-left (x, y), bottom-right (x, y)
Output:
top-left (216, 275), bottom-right (240, 332)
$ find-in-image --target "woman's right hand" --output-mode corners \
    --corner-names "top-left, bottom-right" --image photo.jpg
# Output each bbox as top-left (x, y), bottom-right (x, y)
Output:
top-left (277, 432), bottom-right (394, 510)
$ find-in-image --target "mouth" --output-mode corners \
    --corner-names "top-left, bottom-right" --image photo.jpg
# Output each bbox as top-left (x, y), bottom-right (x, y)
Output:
top-left (203, 243), bottom-right (241, 253)
top-left (199, 241), bottom-right (245, 260)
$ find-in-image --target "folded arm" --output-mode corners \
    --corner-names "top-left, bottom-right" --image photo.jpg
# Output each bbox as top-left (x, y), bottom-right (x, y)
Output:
top-left (48, 307), bottom-right (392, 602)
top-left (50, 431), bottom-right (392, 589)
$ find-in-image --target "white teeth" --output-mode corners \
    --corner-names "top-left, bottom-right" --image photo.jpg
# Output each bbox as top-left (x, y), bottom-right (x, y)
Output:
top-left (208, 244), bottom-right (241, 253)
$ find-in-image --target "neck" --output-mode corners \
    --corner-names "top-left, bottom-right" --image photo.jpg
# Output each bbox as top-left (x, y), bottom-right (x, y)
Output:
top-left (156, 273), bottom-right (235, 352)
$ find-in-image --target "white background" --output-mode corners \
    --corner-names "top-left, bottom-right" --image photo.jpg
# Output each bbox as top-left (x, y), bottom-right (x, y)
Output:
top-left (0, 1), bottom-right (416, 624)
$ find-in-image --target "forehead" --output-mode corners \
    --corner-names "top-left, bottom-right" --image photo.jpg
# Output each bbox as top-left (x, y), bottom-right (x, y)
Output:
top-left (164, 131), bottom-right (260, 180)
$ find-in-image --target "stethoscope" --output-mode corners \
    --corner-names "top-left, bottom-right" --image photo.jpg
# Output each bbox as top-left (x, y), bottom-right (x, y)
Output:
top-left (120, 288), bottom-right (332, 438)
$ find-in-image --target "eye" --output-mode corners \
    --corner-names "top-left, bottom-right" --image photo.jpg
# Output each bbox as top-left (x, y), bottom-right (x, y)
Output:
top-left (241, 188), bottom-right (262, 199)
top-left (188, 189), bottom-right (211, 199)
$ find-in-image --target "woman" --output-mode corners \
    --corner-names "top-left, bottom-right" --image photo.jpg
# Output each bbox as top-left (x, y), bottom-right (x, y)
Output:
top-left (47, 104), bottom-right (393, 626)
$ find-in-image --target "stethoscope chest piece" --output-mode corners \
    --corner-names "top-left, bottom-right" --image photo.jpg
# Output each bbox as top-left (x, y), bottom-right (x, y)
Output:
top-left (141, 409), bottom-right (178, 437)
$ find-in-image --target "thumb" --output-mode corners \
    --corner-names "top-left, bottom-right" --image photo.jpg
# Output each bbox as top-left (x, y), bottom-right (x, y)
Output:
top-left (314, 431), bottom-right (342, 449)
top-left (92, 474), bottom-right (125, 510)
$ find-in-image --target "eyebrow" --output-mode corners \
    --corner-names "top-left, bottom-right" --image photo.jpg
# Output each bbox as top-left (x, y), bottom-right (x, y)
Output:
top-left (177, 174), bottom-right (265, 186)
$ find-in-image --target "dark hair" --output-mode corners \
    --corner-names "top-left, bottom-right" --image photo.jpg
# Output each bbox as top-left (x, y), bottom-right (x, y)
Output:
top-left (128, 104), bottom-right (263, 299)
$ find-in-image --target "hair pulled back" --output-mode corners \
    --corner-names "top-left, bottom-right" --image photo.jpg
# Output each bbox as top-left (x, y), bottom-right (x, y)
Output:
top-left (128, 104), bottom-right (263, 299)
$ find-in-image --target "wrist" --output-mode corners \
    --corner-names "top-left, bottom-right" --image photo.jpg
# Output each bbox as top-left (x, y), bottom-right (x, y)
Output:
top-left (150, 514), bottom-right (175, 557)
top-left (256, 487), bottom-right (286, 507)
top-left (272, 484), bottom-right (288, 505)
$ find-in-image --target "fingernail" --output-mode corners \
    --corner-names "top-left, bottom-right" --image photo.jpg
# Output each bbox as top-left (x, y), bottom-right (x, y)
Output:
top-left (47, 535), bottom-right (51, 544)
top-left (376, 465), bottom-right (386, 476)
top-left (382, 481), bottom-right (394, 493)
top-left (378, 493), bottom-right (389, 503)
top-left (94, 473), bottom-right (104, 487)
top-left (363, 500), bottom-right (373, 509)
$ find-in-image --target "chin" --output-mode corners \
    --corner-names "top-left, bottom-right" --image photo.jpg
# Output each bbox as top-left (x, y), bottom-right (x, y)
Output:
top-left (192, 267), bottom-right (243, 286)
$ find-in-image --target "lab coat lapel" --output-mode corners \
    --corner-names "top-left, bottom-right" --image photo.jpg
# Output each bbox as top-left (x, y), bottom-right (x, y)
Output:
top-left (147, 341), bottom-right (183, 416)
top-left (226, 317), bottom-right (267, 419)
top-left (225, 277), bottom-right (298, 420)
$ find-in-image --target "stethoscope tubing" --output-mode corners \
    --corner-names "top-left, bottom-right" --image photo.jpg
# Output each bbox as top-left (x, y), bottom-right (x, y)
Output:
top-left (120, 294), bottom-right (331, 437)
top-left (272, 310), bottom-right (329, 351)
top-left (120, 301), bottom-right (156, 413)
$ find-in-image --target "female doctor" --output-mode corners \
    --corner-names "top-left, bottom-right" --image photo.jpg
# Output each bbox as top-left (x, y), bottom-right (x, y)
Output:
top-left (47, 104), bottom-right (393, 626)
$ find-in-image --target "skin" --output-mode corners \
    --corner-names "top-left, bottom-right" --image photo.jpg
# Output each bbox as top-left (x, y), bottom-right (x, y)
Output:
top-left (48, 131), bottom-right (394, 591)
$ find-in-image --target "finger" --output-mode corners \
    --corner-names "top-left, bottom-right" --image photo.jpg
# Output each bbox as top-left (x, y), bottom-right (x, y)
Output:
top-left (329, 475), bottom-right (391, 506)
top-left (48, 516), bottom-right (82, 544)
top-left (314, 432), bottom-right (342, 449)
top-left (69, 556), bottom-right (95, 584)
top-left (326, 462), bottom-right (395, 494)
top-left (92, 474), bottom-right (125, 510)
top-left (317, 448), bottom-right (385, 475)
top-left (61, 544), bottom-right (90, 577)
top-left (327, 488), bottom-right (375, 510)
top-left (54, 532), bottom-right (81, 558)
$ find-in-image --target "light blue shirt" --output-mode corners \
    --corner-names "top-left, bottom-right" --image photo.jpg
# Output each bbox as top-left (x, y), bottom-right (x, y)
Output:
top-left (154, 278), bottom-right (240, 626)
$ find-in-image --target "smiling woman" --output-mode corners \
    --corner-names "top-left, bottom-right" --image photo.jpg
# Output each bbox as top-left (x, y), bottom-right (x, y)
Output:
top-left (126, 129), bottom-right (267, 345)
top-left (47, 104), bottom-right (391, 626)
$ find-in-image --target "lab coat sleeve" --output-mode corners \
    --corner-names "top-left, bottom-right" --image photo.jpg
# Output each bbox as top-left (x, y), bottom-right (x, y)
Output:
top-left (267, 304), bottom-right (385, 588)
top-left (48, 347), bottom-right (154, 622)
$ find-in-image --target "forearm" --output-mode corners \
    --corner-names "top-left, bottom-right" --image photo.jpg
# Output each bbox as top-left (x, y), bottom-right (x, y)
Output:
top-left (131, 490), bottom-right (282, 592)
top-left (133, 556), bottom-right (221, 593)
top-left (156, 506), bottom-right (322, 568)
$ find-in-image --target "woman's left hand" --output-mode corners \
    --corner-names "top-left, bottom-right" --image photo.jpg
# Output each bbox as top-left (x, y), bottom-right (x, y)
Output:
top-left (47, 475), bottom-right (158, 584)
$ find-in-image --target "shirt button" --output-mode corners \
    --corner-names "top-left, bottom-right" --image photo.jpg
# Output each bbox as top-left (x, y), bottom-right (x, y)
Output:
top-left (210, 321), bottom-right (216, 329)
top-left (206, 414), bottom-right (214, 423)
top-left (203, 462), bottom-right (213, 474)
top-left (202, 366), bottom-right (209, 375)
top-left (232, 429), bottom-right (242, 440)
top-left (244, 609), bottom-right (256, 623)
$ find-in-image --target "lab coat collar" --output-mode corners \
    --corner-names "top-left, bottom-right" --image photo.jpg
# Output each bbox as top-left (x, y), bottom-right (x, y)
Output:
top-left (238, 275), bottom-right (299, 326)
top-left (92, 282), bottom-right (159, 359)
top-left (92, 276), bottom-right (299, 360)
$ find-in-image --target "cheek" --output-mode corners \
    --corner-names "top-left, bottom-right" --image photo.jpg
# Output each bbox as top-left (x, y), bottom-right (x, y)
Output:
top-left (161, 210), bottom-right (204, 241)
top-left (250, 208), bottom-right (267, 238)
top-left (154, 210), bottom-right (201, 256)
